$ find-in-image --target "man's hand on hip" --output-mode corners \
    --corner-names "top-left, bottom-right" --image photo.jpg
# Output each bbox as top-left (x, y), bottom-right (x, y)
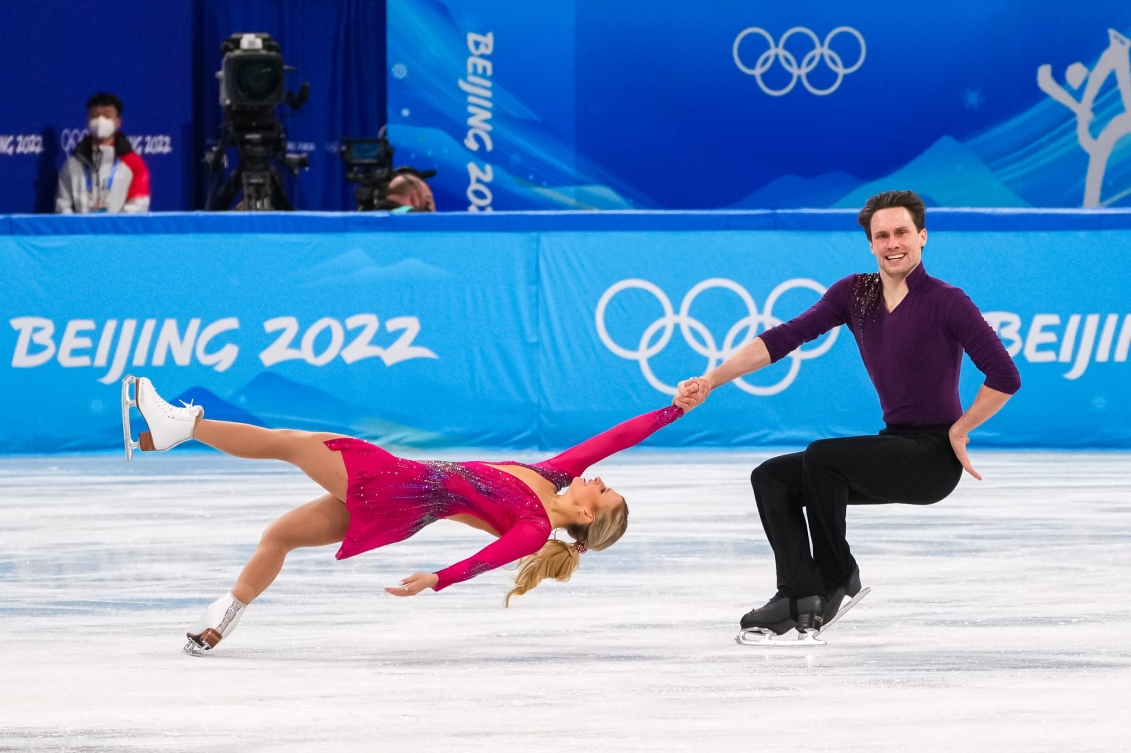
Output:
top-left (948, 428), bottom-right (982, 481)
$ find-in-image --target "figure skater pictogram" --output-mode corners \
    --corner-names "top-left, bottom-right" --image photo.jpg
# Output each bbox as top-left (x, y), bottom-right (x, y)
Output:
top-left (1038, 29), bottom-right (1131, 207)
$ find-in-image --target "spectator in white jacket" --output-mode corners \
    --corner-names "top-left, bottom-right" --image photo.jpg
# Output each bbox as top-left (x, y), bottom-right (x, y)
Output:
top-left (56, 93), bottom-right (151, 214)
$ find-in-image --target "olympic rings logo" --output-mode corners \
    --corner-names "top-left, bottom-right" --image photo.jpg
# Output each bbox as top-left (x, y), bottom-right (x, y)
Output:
top-left (595, 278), bottom-right (840, 396)
top-left (60, 128), bottom-right (89, 155)
top-left (732, 26), bottom-right (866, 96)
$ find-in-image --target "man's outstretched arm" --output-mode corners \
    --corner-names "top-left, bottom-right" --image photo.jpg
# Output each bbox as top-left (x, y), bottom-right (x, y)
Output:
top-left (674, 337), bottom-right (771, 411)
top-left (673, 276), bottom-right (849, 412)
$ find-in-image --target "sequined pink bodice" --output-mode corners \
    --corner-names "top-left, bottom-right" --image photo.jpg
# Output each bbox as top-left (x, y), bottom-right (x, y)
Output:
top-left (328, 405), bottom-right (683, 590)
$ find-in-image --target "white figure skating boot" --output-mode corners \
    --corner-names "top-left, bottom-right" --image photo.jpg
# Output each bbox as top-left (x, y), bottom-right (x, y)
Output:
top-left (121, 375), bottom-right (204, 460)
top-left (184, 592), bottom-right (247, 656)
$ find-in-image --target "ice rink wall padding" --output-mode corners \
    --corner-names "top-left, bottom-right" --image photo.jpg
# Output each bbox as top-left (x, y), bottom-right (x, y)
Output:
top-left (3, 209), bottom-right (1130, 453)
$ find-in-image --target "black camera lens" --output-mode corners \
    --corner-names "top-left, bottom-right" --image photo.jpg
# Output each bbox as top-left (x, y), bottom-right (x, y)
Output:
top-left (235, 58), bottom-right (282, 102)
top-left (352, 142), bottom-right (380, 160)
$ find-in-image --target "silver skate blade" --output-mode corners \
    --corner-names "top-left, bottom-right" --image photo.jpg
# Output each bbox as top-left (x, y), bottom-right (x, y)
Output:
top-left (735, 628), bottom-right (826, 647)
top-left (121, 375), bottom-right (140, 462)
top-left (818, 586), bottom-right (871, 635)
top-left (183, 639), bottom-right (208, 657)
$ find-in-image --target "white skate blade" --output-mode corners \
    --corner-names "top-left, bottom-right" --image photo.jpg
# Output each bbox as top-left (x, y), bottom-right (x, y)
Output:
top-left (735, 628), bottom-right (826, 647)
top-left (818, 586), bottom-right (871, 635)
top-left (121, 375), bottom-right (140, 462)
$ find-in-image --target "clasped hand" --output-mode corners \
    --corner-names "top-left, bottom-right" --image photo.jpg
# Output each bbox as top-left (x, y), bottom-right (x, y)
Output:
top-left (385, 571), bottom-right (439, 597)
top-left (674, 377), bottom-right (712, 412)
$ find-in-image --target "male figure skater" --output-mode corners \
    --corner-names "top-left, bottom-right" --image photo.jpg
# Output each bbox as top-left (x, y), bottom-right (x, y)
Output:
top-left (675, 190), bottom-right (1020, 641)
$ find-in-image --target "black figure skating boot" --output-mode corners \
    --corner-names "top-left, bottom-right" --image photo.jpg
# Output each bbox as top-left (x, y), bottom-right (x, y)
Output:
top-left (121, 375), bottom-right (204, 461)
top-left (184, 592), bottom-right (247, 656)
top-left (821, 564), bottom-right (871, 635)
top-left (736, 594), bottom-right (825, 647)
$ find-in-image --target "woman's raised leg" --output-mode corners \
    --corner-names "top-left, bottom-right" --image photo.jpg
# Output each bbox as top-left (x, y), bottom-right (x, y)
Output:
top-left (230, 493), bottom-right (350, 604)
top-left (193, 418), bottom-right (350, 500)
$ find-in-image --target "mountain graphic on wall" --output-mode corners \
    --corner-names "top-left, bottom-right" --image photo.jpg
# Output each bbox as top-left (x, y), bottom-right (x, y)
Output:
top-left (227, 371), bottom-right (449, 448)
top-left (728, 171), bottom-right (863, 209)
top-left (727, 137), bottom-right (1030, 209)
top-left (173, 386), bottom-right (265, 426)
top-left (833, 136), bottom-right (1030, 208)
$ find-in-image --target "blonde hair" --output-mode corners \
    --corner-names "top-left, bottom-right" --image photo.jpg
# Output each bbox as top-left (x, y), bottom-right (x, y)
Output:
top-left (504, 497), bottom-right (629, 606)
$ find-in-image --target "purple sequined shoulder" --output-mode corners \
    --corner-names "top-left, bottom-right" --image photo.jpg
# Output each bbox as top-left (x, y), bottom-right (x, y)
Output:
top-left (850, 273), bottom-right (882, 335)
top-left (528, 464), bottom-right (572, 491)
top-left (491, 461), bottom-right (571, 491)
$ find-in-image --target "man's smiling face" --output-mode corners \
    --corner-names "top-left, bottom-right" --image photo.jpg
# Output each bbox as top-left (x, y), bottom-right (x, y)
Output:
top-left (868, 206), bottom-right (927, 277)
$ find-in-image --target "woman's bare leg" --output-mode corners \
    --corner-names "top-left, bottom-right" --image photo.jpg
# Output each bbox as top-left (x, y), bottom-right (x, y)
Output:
top-left (192, 421), bottom-right (354, 602)
top-left (231, 493), bottom-right (350, 604)
top-left (193, 419), bottom-right (349, 500)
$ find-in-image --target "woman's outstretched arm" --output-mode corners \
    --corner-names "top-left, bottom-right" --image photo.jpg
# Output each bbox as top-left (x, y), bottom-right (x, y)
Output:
top-left (537, 405), bottom-right (684, 480)
top-left (387, 522), bottom-right (550, 595)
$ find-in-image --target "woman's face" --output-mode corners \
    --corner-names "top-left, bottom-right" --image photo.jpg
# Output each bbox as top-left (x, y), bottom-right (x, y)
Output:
top-left (565, 475), bottom-right (625, 525)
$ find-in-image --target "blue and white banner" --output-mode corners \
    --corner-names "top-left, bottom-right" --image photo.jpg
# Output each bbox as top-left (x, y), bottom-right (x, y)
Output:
top-left (3, 211), bottom-right (1130, 453)
top-left (388, 1), bottom-right (1131, 212)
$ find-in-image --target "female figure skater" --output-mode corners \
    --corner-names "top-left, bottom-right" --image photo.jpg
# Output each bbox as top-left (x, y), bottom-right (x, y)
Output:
top-left (122, 376), bottom-right (682, 655)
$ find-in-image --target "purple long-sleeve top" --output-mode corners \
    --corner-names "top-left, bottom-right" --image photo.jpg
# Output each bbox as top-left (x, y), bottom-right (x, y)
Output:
top-left (758, 264), bottom-right (1020, 426)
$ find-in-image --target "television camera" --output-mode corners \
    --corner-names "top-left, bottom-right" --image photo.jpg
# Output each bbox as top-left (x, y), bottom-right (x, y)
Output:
top-left (204, 33), bottom-right (310, 211)
top-left (338, 129), bottom-right (436, 211)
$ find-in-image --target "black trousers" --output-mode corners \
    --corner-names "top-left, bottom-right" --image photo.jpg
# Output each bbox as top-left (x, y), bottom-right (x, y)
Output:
top-left (750, 425), bottom-right (963, 598)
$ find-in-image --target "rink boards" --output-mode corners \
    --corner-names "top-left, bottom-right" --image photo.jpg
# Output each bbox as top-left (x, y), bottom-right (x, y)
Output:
top-left (2, 209), bottom-right (1130, 452)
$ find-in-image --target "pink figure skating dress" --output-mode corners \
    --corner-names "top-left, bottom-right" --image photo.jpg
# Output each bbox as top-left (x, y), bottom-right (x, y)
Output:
top-left (326, 405), bottom-right (682, 590)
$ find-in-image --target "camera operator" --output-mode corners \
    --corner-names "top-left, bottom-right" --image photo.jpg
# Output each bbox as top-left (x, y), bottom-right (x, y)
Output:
top-left (338, 134), bottom-right (435, 212)
top-left (383, 173), bottom-right (435, 212)
top-left (56, 93), bottom-right (150, 214)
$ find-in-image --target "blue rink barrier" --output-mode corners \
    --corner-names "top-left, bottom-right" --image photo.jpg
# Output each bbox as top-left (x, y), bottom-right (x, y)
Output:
top-left (3, 210), bottom-right (1131, 453)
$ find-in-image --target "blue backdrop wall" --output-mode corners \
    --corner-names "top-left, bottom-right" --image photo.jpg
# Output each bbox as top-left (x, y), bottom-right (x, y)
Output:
top-left (388, 1), bottom-right (1131, 212)
top-left (3, 210), bottom-right (1130, 454)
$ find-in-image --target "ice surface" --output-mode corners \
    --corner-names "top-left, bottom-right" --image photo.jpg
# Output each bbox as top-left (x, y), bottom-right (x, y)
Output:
top-left (2, 450), bottom-right (1130, 752)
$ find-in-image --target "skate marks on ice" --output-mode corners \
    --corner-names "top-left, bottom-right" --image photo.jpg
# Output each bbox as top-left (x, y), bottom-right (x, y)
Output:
top-left (1, 452), bottom-right (1131, 751)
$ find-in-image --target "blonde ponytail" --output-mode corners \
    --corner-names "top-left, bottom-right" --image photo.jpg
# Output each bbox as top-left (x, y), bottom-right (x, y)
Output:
top-left (505, 539), bottom-right (580, 607)
top-left (504, 495), bottom-right (630, 607)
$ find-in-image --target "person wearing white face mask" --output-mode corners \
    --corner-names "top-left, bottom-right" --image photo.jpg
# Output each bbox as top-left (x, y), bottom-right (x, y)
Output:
top-left (55, 93), bottom-right (151, 214)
